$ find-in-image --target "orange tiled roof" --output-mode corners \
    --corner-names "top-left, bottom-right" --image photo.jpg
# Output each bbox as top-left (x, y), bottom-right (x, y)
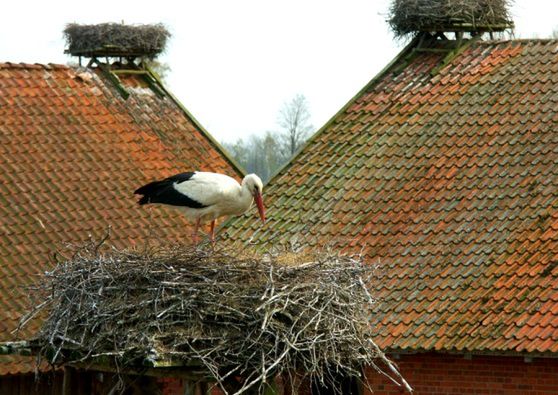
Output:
top-left (226, 38), bottom-right (558, 355)
top-left (0, 62), bottom-right (242, 374)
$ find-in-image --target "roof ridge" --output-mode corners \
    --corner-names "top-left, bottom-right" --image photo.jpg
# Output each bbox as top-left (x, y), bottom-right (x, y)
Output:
top-left (478, 38), bottom-right (558, 45)
top-left (142, 64), bottom-right (248, 178)
top-left (0, 62), bottom-right (68, 70)
top-left (259, 35), bottom-right (422, 186)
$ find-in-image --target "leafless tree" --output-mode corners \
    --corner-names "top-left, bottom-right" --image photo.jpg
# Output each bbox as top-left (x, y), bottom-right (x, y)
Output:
top-left (277, 94), bottom-right (314, 157)
top-left (222, 94), bottom-right (314, 182)
top-left (223, 131), bottom-right (283, 182)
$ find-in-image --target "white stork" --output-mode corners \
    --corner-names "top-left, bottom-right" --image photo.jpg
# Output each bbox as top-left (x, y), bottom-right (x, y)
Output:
top-left (134, 172), bottom-right (265, 243)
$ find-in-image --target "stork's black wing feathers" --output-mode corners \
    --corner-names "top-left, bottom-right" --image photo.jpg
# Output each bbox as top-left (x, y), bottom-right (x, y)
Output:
top-left (134, 172), bottom-right (208, 208)
top-left (134, 172), bottom-right (196, 195)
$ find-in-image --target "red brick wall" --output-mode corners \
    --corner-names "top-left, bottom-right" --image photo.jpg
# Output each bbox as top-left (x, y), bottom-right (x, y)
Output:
top-left (365, 352), bottom-right (558, 395)
top-left (159, 377), bottom-right (186, 394)
top-left (158, 353), bottom-right (558, 395)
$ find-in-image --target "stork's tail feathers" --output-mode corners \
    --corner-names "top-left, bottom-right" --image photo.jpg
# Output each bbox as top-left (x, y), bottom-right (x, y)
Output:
top-left (137, 195), bottom-right (151, 205)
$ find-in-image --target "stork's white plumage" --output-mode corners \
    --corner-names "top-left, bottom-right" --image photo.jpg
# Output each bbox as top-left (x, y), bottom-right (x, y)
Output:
top-left (134, 172), bottom-right (265, 243)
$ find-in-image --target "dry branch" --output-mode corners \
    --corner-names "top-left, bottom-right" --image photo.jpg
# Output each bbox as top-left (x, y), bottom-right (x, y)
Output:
top-left (21, 243), bottom-right (411, 394)
top-left (388, 0), bottom-right (514, 37)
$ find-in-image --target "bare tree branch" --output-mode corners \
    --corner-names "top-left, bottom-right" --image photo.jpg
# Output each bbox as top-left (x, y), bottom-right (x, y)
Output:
top-left (278, 94), bottom-right (313, 157)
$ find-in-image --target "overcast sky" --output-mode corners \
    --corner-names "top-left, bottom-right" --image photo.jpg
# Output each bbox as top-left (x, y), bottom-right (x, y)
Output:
top-left (2, 1), bottom-right (557, 143)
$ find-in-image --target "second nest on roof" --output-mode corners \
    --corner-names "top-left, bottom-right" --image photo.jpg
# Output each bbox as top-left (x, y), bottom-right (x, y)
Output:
top-left (388, 0), bottom-right (514, 37)
top-left (63, 23), bottom-right (170, 58)
top-left (22, 243), bottom-right (410, 394)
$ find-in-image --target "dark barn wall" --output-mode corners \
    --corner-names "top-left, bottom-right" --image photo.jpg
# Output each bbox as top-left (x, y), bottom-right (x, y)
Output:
top-left (365, 353), bottom-right (558, 395)
top-left (6, 353), bottom-right (558, 395)
top-left (0, 372), bottom-right (64, 395)
top-left (0, 370), bottom-right (164, 395)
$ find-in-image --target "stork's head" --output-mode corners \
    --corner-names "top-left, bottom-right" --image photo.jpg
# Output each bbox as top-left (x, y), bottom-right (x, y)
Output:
top-left (243, 174), bottom-right (265, 224)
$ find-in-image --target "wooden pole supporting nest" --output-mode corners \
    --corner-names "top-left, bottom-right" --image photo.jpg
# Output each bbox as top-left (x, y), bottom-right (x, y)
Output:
top-left (20, 241), bottom-right (413, 394)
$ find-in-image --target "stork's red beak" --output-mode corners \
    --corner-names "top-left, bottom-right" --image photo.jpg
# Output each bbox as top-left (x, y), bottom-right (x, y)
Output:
top-left (254, 191), bottom-right (266, 224)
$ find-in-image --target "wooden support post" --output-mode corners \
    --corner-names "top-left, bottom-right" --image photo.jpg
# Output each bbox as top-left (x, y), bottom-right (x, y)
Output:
top-left (184, 381), bottom-right (195, 395)
top-left (96, 62), bottom-right (130, 100)
top-left (430, 34), bottom-right (481, 77)
top-left (263, 380), bottom-right (279, 395)
top-left (142, 64), bottom-right (167, 98)
top-left (62, 366), bottom-right (74, 395)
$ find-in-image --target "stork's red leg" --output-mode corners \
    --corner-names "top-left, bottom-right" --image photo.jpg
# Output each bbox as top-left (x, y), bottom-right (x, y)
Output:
top-left (192, 218), bottom-right (201, 245)
top-left (210, 219), bottom-right (217, 244)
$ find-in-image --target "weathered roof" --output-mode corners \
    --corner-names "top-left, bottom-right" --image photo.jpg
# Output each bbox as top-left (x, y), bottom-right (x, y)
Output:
top-left (0, 62), bottom-right (242, 374)
top-left (226, 37), bottom-right (558, 355)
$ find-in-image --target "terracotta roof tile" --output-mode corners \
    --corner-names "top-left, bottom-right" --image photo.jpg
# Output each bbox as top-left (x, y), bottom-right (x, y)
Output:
top-left (226, 38), bottom-right (558, 355)
top-left (0, 62), bottom-right (241, 374)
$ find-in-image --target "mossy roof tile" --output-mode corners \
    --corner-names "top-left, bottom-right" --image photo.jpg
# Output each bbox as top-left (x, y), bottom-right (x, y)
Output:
top-left (0, 62), bottom-right (241, 374)
top-left (226, 38), bottom-right (558, 355)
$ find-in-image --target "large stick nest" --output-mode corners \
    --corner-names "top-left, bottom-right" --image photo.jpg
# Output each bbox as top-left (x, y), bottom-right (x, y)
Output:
top-left (388, 0), bottom-right (514, 37)
top-left (21, 242), bottom-right (411, 394)
top-left (63, 23), bottom-right (170, 58)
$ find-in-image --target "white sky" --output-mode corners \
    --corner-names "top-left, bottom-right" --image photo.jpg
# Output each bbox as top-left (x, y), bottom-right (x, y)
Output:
top-left (1, 1), bottom-right (557, 143)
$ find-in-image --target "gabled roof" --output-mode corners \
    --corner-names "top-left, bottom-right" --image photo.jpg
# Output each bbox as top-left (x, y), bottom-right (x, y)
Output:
top-left (0, 62), bottom-right (242, 374)
top-left (226, 37), bottom-right (558, 355)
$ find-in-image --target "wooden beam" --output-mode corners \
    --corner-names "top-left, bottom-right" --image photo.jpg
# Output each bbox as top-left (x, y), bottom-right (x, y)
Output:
top-left (184, 381), bottom-right (195, 395)
top-left (96, 62), bottom-right (130, 100)
top-left (263, 381), bottom-right (279, 395)
top-left (111, 69), bottom-right (149, 75)
top-left (62, 366), bottom-right (74, 395)
top-left (142, 73), bottom-right (167, 98)
top-left (430, 35), bottom-right (481, 76)
top-left (414, 48), bottom-right (453, 53)
top-left (418, 22), bottom-right (514, 32)
top-left (69, 361), bottom-right (212, 381)
top-left (0, 341), bottom-right (33, 356)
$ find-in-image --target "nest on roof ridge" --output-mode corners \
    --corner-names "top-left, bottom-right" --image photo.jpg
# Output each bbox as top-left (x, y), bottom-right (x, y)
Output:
top-left (20, 242), bottom-right (411, 394)
top-left (63, 23), bottom-right (170, 59)
top-left (388, 0), bottom-right (514, 38)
